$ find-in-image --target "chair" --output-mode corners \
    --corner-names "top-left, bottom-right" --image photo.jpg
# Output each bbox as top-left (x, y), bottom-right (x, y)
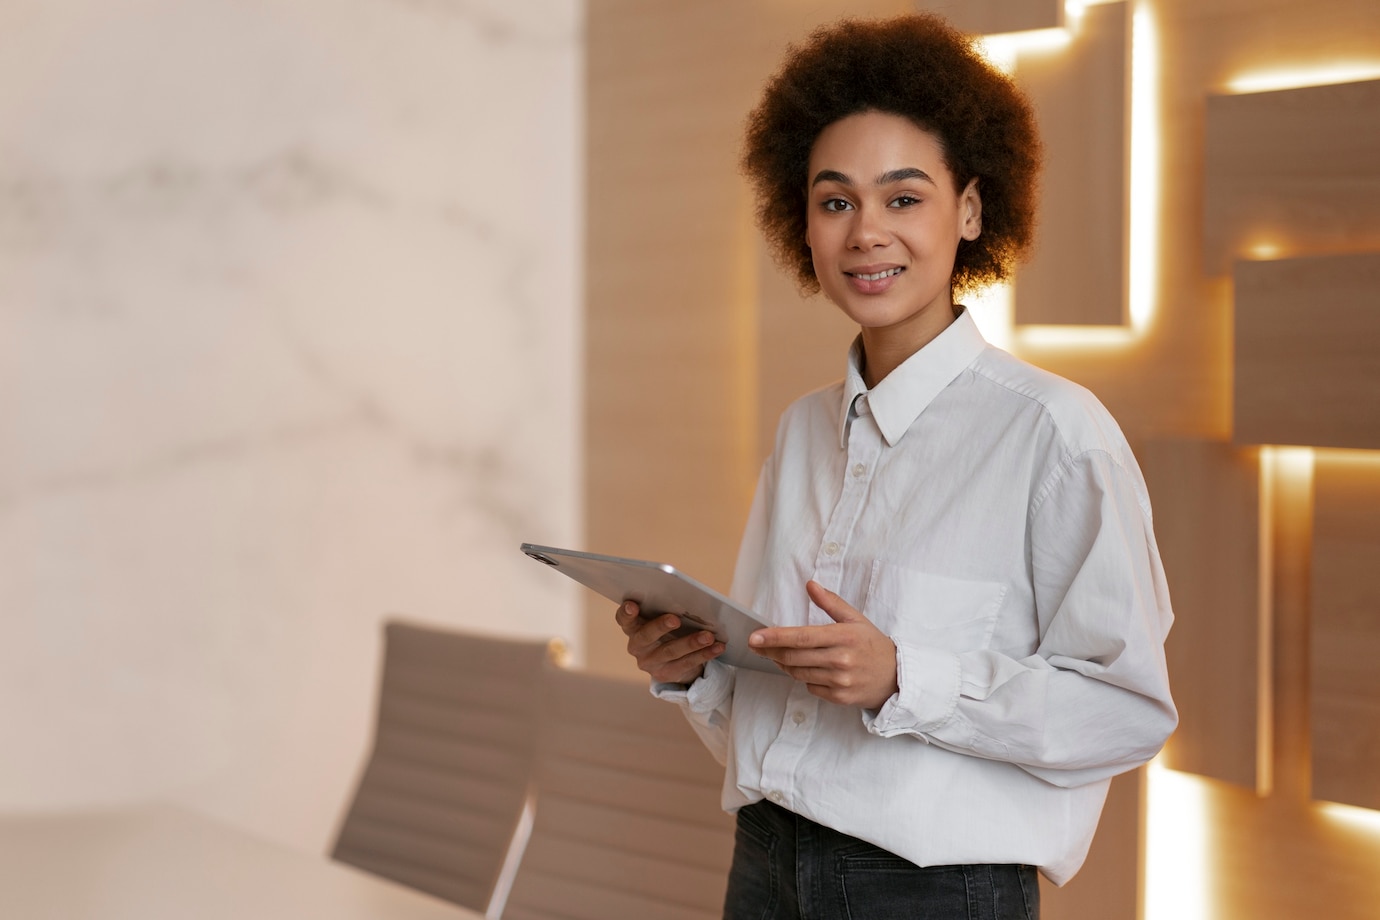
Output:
top-left (332, 621), bottom-right (565, 915)
top-left (501, 667), bottom-right (736, 920)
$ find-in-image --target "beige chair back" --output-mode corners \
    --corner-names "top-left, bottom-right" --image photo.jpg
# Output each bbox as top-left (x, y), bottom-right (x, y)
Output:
top-left (332, 621), bottom-right (562, 914)
top-left (501, 668), bottom-right (735, 920)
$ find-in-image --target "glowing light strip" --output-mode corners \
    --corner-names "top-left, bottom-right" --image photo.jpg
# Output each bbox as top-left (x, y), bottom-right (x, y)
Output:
top-left (1226, 63), bottom-right (1380, 94)
top-left (977, 30), bottom-right (1071, 74)
top-left (1016, 324), bottom-right (1137, 349)
top-left (964, 282), bottom-right (1014, 352)
top-left (1272, 446), bottom-right (1315, 481)
top-left (1256, 447), bottom-right (1275, 797)
top-left (1010, 0), bottom-right (1160, 350)
top-left (977, 0), bottom-right (1094, 74)
top-left (1144, 760), bottom-right (1211, 920)
top-left (1313, 446), bottom-right (1380, 469)
top-left (1126, 2), bottom-right (1159, 333)
top-left (1319, 801), bottom-right (1380, 835)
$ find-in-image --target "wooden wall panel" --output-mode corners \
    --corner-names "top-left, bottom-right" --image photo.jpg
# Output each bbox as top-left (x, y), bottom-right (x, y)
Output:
top-left (1041, 769), bottom-right (1143, 920)
top-left (586, 3), bottom-right (1380, 919)
top-left (1311, 454), bottom-right (1380, 811)
top-left (1233, 252), bottom-right (1380, 451)
top-left (1012, 1), bottom-right (1128, 326)
top-left (930, 0), bottom-right (1063, 34)
top-left (1140, 439), bottom-right (1265, 790)
top-left (1203, 79), bottom-right (1380, 276)
top-left (583, 0), bottom-right (784, 677)
top-left (754, 244), bottom-right (857, 462)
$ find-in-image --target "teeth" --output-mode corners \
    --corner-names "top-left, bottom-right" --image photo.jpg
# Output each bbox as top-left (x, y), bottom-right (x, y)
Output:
top-left (853, 267), bottom-right (902, 281)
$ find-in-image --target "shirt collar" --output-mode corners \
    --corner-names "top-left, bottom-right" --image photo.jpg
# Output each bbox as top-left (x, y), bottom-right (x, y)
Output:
top-left (837, 307), bottom-right (989, 448)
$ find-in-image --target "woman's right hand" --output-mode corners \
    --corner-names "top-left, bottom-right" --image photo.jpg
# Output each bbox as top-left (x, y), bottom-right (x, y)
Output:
top-left (614, 601), bottom-right (725, 686)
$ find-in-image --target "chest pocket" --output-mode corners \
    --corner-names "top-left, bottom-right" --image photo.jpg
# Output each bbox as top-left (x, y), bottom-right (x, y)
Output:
top-left (862, 561), bottom-right (1007, 653)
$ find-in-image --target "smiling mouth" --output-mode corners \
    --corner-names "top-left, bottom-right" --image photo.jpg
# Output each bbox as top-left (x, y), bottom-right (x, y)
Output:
top-left (847, 267), bottom-right (904, 281)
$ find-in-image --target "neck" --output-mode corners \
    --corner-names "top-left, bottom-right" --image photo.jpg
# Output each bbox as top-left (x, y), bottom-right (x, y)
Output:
top-left (859, 303), bottom-right (960, 388)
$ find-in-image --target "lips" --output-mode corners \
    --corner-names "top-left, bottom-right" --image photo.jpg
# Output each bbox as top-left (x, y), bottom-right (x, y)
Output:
top-left (844, 265), bottom-right (905, 294)
top-left (847, 266), bottom-right (904, 282)
top-left (850, 266), bottom-right (905, 281)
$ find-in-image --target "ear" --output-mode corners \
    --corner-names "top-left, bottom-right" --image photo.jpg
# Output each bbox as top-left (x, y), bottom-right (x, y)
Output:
top-left (959, 177), bottom-right (982, 241)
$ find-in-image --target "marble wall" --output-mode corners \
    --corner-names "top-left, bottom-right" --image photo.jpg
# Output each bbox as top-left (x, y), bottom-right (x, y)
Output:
top-left (0, 0), bottom-right (583, 854)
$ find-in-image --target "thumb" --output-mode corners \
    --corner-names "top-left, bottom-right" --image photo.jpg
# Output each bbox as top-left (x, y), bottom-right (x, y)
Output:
top-left (806, 580), bottom-right (866, 624)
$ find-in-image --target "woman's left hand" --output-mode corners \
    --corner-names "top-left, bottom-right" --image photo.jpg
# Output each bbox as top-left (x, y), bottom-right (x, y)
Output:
top-left (748, 580), bottom-right (899, 709)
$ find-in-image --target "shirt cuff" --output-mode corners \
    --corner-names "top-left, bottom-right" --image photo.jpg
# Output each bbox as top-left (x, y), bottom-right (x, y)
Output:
top-left (863, 639), bottom-right (961, 738)
top-left (650, 657), bottom-right (734, 713)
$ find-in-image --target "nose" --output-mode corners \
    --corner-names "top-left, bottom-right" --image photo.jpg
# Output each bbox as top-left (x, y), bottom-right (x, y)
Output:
top-left (845, 203), bottom-right (889, 250)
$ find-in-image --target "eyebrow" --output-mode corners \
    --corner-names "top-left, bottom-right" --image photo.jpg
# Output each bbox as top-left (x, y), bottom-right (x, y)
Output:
top-left (811, 167), bottom-right (936, 188)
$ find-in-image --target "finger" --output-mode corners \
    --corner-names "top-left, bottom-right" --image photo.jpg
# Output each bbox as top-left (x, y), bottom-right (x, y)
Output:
top-left (614, 601), bottom-right (641, 634)
top-left (625, 615), bottom-right (689, 657)
top-left (644, 633), bottom-right (725, 681)
top-left (755, 645), bottom-right (857, 674)
top-left (657, 628), bottom-right (717, 660)
top-left (780, 666), bottom-right (855, 689)
top-left (806, 580), bottom-right (867, 625)
top-left (751, 643), bottom-right (828, 666)
top-left (665, 632), bottom-right (725, 666)
top-left (748, 625), bottom-right (829, 651)
top-left (750, 621), bottom-right (866, 650)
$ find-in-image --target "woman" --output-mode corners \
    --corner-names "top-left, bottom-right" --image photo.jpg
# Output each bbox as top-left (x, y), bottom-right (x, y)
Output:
top-left (616, 14), bottom-right (1176, 919)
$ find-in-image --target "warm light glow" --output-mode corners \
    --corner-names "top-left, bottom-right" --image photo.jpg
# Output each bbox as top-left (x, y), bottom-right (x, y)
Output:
top-left (1255, 448), bottom-right (1275, 796)
top-left (1270, 445), bottom-right (1315, 483)
top-left (1245, 240), bottom-right (1285, 260)
top-left (963, 282), bottom-right (1014, 351)
top-left (977, 29), bottom-right (1071, 74)
top-left (1015, 324), bottom-right (1138, 349)
top-left (992, 27), bottom-right (1072, 52)
top-left (1226, 64), bottom-right (1380, 94)
top-left (1144, 760), bottom-right (1212, 920)
top-left (1000, 1), bottom-right (1159, 352)
top-left (1127, 1), bottom-right (1160, 332)
top-left (1064, 0), bottom-right (1086, 31)
top-left (974, 37), bottom-right (1018, 75)
top-left (1312, 447), bottom-right (1380, 471)
top-left (1319, 801), bottom-right (1380, 836)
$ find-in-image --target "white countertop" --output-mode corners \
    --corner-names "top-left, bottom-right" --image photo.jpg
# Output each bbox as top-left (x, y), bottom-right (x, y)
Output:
top-left (0, 806), bottom-right (484, 920)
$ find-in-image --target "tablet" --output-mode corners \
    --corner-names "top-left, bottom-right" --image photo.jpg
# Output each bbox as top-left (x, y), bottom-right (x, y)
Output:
top-left (520, 543), bottom-right (777, 674)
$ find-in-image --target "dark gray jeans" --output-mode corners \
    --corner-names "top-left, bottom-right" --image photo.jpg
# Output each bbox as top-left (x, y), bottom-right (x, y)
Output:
top-left (723, 800), bottom-right (1040, 920)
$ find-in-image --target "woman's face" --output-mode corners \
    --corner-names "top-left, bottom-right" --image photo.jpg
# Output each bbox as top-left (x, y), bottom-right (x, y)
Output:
top-left (805, 110), bottom-right (981, 356)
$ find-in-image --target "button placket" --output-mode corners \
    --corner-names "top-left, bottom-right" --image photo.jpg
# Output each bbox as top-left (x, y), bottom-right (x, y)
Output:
top-left (812, 400), bottom-right (881, 595)
top-left (758, 683), bottom-right (820, 808)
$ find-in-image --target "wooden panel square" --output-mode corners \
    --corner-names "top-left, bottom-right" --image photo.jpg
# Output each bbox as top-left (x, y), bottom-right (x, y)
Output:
top-left (1233, 252), bottom-right (1380, 450)
top-left (1012, 1), bottom-right (1127, 325)
top-left (929, 0), bottom-right (1063, 36)
top-left (1139, 440), bottom-right (1264, 789)
top-left (1311, 454), bottom-right (1380, 811)
top-left (1203, 79), bottom-right (1380, 276)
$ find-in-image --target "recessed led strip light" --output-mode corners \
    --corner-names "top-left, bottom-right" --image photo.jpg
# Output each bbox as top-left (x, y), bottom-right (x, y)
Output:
top-left (1226, 63), bottom-right (1380, 94)
top-left (1014, 1), bottom-right (1159, 350)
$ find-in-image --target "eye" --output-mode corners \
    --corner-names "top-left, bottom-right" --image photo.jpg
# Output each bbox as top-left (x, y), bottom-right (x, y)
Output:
top-left (889, 194), bottom-right (921, 208)
top-left (820, 197), bottom-right (853, 212)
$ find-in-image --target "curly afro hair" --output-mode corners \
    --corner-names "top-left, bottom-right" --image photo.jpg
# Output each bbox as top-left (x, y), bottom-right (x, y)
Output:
top-left (742, 14), bottom-right (1042, 295)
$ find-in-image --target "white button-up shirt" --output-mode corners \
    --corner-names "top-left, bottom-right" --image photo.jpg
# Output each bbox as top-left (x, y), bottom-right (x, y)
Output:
top-left (656, 309), bottom-right (1176, 885)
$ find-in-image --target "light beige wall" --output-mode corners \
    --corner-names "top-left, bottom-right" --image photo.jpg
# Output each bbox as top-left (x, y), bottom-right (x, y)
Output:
top-left (0, 0), bottom-right (583, 856)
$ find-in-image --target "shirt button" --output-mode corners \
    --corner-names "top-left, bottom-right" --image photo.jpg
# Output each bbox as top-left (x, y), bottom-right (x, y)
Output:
top-left (852, 463), bottom-right (866, 477)
top-left (825, 542), bottom-right (839, 556)
top-left (791, 711), bottom-right (806, 726)
top-left (768, 790), bottom-right (785, 804)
